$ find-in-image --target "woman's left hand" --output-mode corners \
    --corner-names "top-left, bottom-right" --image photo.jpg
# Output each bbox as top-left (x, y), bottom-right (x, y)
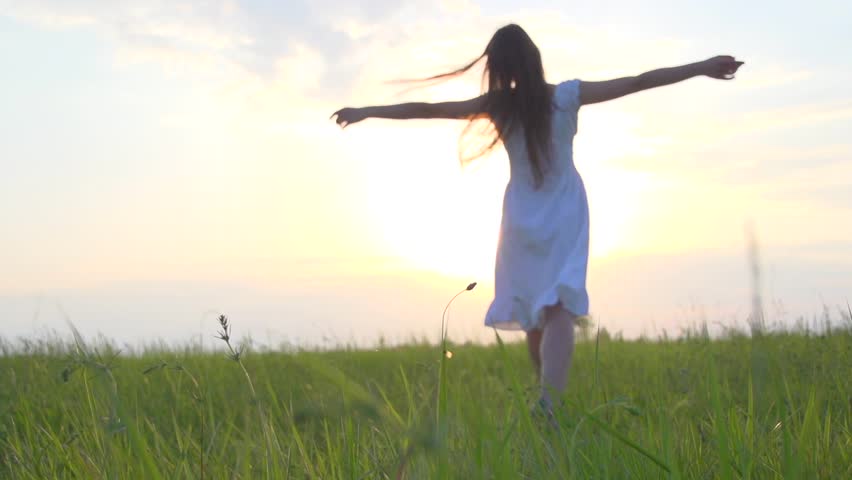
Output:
top-left (331, 107), bottom-right (367, 129)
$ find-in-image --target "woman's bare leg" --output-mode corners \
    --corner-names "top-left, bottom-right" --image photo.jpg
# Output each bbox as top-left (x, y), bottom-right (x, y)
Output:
top-left (526, 328), bottom-right (543, 379)
top-left (539, 303), bottom-right (575, 408)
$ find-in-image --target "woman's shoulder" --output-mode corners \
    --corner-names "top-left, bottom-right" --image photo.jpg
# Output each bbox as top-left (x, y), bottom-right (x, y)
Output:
top-left (550, 80), bottom-right (582, 110)
top-left (551, 79), bottom-right (581, 91)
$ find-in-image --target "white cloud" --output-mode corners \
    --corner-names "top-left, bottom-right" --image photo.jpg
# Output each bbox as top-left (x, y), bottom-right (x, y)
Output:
top-left (4, 1), bottom-right (243, 44)
top-left (439, 0), bottom-right (480, 15)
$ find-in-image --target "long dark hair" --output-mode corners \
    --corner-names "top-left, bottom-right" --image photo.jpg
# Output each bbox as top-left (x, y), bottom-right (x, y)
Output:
top-left (424, 24), bottom-right (552, 187)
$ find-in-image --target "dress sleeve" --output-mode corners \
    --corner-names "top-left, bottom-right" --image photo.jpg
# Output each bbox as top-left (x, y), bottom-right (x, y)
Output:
top-left (554, 79), bottom-right (580, 134)
top-left (555, 79), bottom-right (582, 112)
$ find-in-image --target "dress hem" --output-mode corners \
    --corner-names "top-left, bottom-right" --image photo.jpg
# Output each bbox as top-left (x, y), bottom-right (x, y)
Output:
top-left (485, 283), bottom-right (589, 332)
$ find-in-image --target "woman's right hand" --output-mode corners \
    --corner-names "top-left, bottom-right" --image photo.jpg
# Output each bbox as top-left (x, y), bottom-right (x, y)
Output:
top-left (331, 107), bottom-right (368, 129)
top-left (702, 55), bottom-right (745, 80)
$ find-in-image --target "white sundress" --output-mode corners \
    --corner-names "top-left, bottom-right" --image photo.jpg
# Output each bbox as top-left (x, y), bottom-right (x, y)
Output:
top-left (484, 79), bottom-right (589, 332)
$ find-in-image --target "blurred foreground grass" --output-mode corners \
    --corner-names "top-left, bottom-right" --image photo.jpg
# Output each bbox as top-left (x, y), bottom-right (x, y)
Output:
top-left (1, 317), bottom-right (850, 479)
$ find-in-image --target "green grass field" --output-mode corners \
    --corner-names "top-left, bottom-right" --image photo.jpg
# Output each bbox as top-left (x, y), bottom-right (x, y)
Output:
top-left (1, 315), bottom-right (850, 479)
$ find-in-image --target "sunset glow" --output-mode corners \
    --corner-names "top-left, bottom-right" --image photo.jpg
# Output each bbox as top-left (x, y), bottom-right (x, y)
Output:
top-left (2, 1), bottom-right (851, 345)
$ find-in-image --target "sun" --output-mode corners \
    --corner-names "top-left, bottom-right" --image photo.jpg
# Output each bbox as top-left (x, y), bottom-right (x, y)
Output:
top-left (582, 165), bottom-right (654, 259)
top-left (365, 147), bottom-right (506, 280)
top-left (366, 168), bottom-right (652, 283)
top-left (358, 108), bottom-right (655, 278)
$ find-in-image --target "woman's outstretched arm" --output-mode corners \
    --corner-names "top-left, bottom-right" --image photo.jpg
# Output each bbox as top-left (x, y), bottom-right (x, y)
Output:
top-left (579, 55), bottom-right (744, 105)
top-left (331, 95), bottom-right (487, 129)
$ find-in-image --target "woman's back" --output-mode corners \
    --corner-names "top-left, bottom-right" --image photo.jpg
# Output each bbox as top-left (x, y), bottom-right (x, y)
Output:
top-left (489, 78), bottom-right (590, 332)
top-left (502, 80), bottom-right (582, 193)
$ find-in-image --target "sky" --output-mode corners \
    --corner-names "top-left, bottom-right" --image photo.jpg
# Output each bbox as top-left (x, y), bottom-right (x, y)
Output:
top-left (2, 0), bottom-right (851, 348)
